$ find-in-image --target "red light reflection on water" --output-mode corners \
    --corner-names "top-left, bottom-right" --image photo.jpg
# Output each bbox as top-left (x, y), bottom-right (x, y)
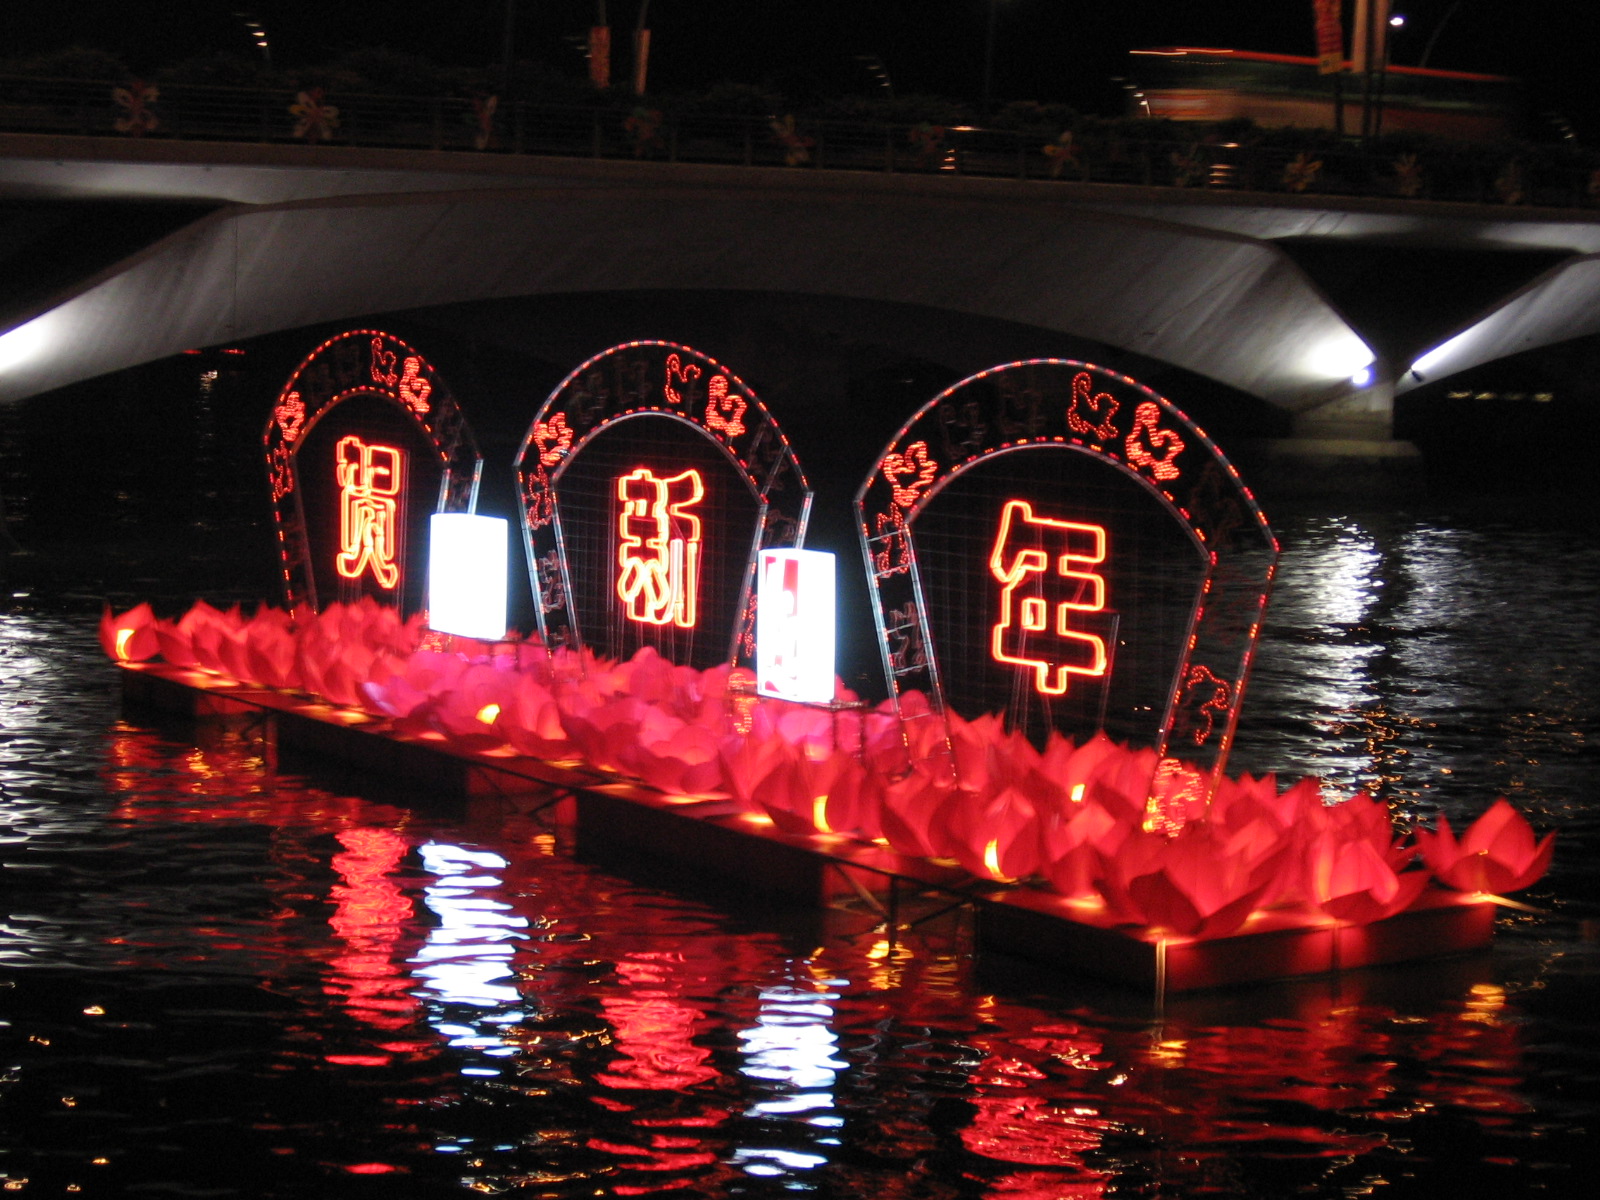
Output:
top-left (597, 953), bottom-right (721, 1091)
top-left (960, 1021), bottom-right (1113, 1197)
top-left (91, 725), bottom-right (1549, 1195)
top-left (326, 827), bottom-right (421, 1033)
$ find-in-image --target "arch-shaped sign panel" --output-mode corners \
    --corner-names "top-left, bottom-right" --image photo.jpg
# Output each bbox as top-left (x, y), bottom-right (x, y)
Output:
top-left (264, 330), bottom-right (481, 615)
top-left (856, 360), bottom-right (1278, 785)
top-left (515, 341), bottom-right (811, 671)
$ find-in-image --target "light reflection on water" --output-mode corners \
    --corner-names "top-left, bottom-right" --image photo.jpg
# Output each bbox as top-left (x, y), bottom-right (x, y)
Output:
top-left (2, 503), bottom-right (1599, 1197)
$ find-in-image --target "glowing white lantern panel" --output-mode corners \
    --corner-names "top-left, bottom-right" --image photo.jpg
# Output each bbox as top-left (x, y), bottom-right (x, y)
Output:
top-left (756, 549), bottom-right (836, 704)
top-left (428, 513), bottom-right (508, 640)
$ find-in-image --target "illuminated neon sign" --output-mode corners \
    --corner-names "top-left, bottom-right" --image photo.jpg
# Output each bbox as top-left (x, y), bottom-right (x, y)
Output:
top-left (616, 467), bottom-right (704, 628)
top-left (334, 436), bottom-right (404, 589)
top-left (263, 329), bottom-right (481, 614)
top-left (515, 342), bottom-right (811, 669)
top-left (988, 500), bottom-right (1108, 696)
top-left (856, 358), bottom-right (1278, 790)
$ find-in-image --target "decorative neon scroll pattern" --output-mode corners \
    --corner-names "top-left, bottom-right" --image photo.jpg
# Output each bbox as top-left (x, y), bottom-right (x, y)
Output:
top-left (989, 500), bottom-right (1109, 696)
top-left (856, 358), bottom-right (1278, 790)
top-left (514, 341), bottom-right (810, 667)
top-left (263, 329), bottom-right (480, 614)
top-left (616, 467), bottom-right (704, 628)
top-left (334, 436), bottom-right (404, 590)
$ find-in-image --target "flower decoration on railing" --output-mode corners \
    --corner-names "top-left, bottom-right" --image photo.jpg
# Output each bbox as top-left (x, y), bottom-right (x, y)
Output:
top-left (907, 122), bottom-right (946, 169)
top-left (112, 79), bottom-right (159, 137)
top-left (770, 115), bottom-right (814, 167)
top-left (1043, 131), bottom-right (1080, 180)
top-left (290, 88), bottom-right (340, 142)
top-left (1282, 152), bottom-right (1322, 193)
top-left (624, 106), bottom-right (665, 157)
top-left (470, 94), bottom-right (498, 151)
top-left (103, 598), bottom-right (1556, 943)
top-left (1494, 160), bottom-right (1526, 205)
top-left (1394, 152), bottom-right (1424, 198)
top-left (1170, 146), bottom-right (1204, 188)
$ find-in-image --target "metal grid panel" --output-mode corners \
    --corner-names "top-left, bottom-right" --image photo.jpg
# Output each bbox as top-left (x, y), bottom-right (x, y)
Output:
top-left (555, 415), bottom-right (760, 671)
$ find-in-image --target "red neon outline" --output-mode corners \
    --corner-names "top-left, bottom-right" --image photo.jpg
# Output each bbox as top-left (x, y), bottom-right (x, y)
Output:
top-left (664, 353), bottom-right (701, 406)
top-left (274, 391), bottom-right (306, 444)
top-left (1125, 401), bottom-right (1186, 481)
top-left (704, 375), bottom-right (746, 439)
top-left (1181, 663), bottom-right (1231, 746)
top-left (397, 357), bottom-right (432, 416)
top-left (334, 435), bottom-right (404, 590)
top-left (534, 414), bottom-right (573, 467)
top-left (616, 467), bottom-right (704, 627)
top-left (1066, 371), bottom-right (1119, 441)
top-left (882, 440), bottom-right (937, 511)
top-left (988, 499), bottom-right (1109, 696)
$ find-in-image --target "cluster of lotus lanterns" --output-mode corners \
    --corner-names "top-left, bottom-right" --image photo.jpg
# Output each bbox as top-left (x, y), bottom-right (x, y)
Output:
top-left (103, 597), bottom-right (1553, 944)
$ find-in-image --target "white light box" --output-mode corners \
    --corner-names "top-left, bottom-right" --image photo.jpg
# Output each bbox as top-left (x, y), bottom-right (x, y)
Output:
top-left (428, 513), bottom-right (508, 640)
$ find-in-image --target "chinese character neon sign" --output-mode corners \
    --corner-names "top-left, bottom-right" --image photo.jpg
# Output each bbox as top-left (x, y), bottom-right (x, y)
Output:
top-left (989, 500), bottom-right (1109, 696)
top-left (335, 435), bottom-right (404, 590)
top-left (616, 467), bottom-right (705, 628)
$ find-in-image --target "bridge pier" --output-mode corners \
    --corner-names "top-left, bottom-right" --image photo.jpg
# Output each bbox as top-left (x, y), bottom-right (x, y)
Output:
top-left (1245, 373), bottom-right (1425, 497)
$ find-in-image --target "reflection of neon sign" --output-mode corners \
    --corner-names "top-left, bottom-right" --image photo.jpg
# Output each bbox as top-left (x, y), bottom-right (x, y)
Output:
top-left (335, 435), bottom-right (404, 589)
top-left (616, 467), bottom-right (704, 627)
top-left (989, 499), bottom-right (1108, 696)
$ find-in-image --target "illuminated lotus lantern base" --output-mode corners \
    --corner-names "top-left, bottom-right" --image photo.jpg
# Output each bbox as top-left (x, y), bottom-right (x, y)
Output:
top-left (106, 598), bottom-right (1549, 994)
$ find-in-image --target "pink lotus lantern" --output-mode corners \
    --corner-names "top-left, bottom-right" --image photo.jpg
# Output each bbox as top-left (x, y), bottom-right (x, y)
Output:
top-left (1419, 798), bottom-right (1556, 895)
top-left (1094, 822), bottom-right (1290, 940)
top-left (938, 784), bottom-right (1044, 882)
top-left (1305, 835), bottom-right (1430, 925)
top-left (99, 602), bottom-right (161, 663)
top-left (494, 673), bottom-right (573, 761)
top-left (614, 707), bottom-right (728, 798)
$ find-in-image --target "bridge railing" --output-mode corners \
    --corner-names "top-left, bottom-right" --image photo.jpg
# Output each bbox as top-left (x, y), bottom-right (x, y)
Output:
top-left (4, 74), bottom-right (1596, 210)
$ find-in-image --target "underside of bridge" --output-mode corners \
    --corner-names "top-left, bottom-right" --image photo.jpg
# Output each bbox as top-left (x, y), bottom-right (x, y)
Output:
top-left (4, 135), bottom-right (1600, 457)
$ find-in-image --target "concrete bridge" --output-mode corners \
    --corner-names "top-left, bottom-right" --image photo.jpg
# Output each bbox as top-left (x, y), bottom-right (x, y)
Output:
top-left (4, 132), bottom-right (1600, 458)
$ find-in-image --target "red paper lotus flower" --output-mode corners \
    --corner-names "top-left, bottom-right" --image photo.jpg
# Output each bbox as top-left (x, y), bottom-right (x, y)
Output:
top-left (1305, 835), bottom-right (1430, 924)
top-left (616, 708), bottom-right (727, 798)
top-left (494, 674), bottom-right (573, 760)
top-left (99, 602), bottom-right (160, 663)
top-left (937, 784), bottom-right (1043, 882)
top-left (1095, 822), bottom-right (1289, 940)
top-left (1419, 798), bottom-right (1555, 895)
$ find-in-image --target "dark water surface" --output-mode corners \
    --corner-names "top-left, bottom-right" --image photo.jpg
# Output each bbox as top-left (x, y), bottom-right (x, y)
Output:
top-left (3, 501), bottom-right (1599, 1198)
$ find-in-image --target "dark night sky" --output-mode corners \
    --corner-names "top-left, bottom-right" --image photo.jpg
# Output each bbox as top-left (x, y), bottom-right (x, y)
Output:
top-left (5, 2), bottom-right (1596, 132)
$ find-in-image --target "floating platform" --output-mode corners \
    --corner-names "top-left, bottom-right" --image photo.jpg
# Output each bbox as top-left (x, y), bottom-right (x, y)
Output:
top-left (118, 660), bottom-right (1499, 993)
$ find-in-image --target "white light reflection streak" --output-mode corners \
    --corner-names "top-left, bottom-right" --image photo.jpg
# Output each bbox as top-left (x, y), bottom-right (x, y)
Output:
top-left (732, 979), bottom-right (848, 1180)
top-left (411, 843), bottom-right (529, 1068)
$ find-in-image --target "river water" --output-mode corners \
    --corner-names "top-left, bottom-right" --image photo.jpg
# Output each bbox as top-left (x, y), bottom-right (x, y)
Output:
top-left (2, 488), bottom-right (1597, 1199)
